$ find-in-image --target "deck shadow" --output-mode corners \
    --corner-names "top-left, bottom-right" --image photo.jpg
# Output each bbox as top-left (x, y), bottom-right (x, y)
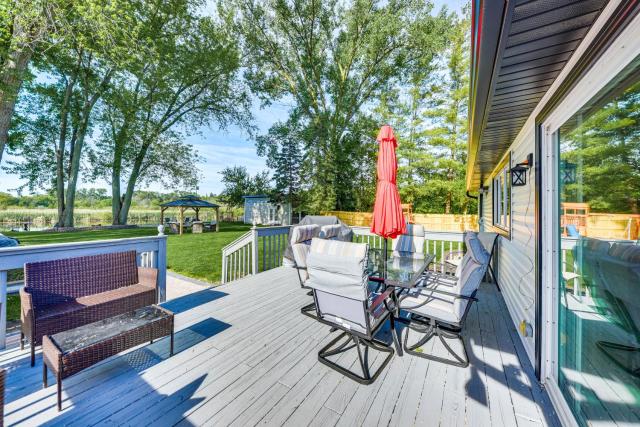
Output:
top-left (3, 317), bottom-right (230, 410)
top-left (162, 288), bottom-right (228, 314)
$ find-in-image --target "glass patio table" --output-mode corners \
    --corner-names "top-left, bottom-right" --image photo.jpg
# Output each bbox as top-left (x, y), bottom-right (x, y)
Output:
top-left (367, 248), bottom-right (435, 355)
top-left (367, 248), bottom-right (434, 287)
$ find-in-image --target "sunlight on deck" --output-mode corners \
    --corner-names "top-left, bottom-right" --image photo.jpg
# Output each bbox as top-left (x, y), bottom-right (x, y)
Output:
top-left (0, 267), bottom-right (558, 426)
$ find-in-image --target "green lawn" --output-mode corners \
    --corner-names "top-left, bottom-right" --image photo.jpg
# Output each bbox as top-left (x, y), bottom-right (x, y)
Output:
top-left (6, 222), bottom-right (252, 284)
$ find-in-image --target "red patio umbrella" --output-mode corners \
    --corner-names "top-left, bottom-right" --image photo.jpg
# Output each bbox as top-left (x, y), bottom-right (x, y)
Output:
top-left (371, 124), bottom-right (406, 245)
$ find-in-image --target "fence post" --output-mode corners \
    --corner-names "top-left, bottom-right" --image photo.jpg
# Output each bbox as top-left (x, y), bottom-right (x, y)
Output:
top-left (251, 223), bottom-right (259, 275)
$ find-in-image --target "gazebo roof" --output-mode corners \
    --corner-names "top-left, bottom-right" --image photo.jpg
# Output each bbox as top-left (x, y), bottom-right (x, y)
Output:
top-left (160, 195), bottom-right (220, 208)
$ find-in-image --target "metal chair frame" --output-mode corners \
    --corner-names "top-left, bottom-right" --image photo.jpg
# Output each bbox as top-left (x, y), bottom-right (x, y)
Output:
top-left (313, 287), bottom-right (395, 384)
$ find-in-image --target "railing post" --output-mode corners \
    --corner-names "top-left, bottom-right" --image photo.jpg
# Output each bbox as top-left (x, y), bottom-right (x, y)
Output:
top-left (0, 270), bottom-right (6, 349)
top-left (251, 223), bottom-right (259, 275)
top-left (157, 231), bottom-right (167, 303)
top-left (221, 251), bottom-right (228, 284)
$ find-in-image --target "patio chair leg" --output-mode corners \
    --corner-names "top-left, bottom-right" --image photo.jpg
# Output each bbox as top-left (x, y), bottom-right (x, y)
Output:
top-left (20, 332), bottom-right (24, 350)
top-left (42, 363), bottom-right (47, 388)
top-left (488, 264), bottom-right (500, 292)
top-left (57, 372), bottom-right (62, 411)
top-left (318, 331), bottom-right (394, 385)
top-left (30, 343), bottom-right (35, 367)
top-left (301, 301), bottom-right (318, 320)
top-left (403, 317), bottom-right (469, 368)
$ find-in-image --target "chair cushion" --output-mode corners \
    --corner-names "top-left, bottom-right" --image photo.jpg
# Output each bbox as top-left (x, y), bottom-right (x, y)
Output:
top-left (464, 231), bottom-right (490, 265)
top-left (290, 225), bottom-right (319, 245)
top-left (401, 287), bottom-right (465, 325)
top-left (33, 284), bottom-right (156, 344)
top-left (306, 238), bottom-right (369, 301)
top-left (319, 224), bottom-right (341, 240)
top-left (392, 224), bottom-right (425, 255)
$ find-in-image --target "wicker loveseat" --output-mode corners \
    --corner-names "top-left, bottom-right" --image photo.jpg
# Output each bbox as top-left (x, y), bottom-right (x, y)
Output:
top-left (20, 251), bottom-right (158, 366)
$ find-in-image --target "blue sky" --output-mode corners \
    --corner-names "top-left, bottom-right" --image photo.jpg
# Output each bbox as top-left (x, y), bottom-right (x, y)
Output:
top-left (0, 0), bottom-right (465, 196)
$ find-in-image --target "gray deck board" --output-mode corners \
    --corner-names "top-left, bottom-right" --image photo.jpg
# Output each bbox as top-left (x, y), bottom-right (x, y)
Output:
top-left (0, 267), bottom-right (559, 426)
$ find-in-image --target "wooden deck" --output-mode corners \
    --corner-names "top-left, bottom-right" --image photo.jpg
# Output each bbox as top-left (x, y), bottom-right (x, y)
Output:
top-left (1, 267), bottom-right (559, 426)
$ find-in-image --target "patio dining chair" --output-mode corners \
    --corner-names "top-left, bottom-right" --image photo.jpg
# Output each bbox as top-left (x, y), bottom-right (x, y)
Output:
top-left (399, 231), bottom-right (490, 367)
top-left (392, 224), bottom-right (426, 259)
top-left (319, 224), bottom-right (341, 240)
top-left (443, 232), bottom-right (498, 287)
top-left (290, 224), bottom-right (321, 319)
top-left (306, 238), bottom-right (395, 384)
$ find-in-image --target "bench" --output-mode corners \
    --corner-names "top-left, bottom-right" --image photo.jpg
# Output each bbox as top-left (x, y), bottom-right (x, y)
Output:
top-left (20, 251), bottom-right (158, 366)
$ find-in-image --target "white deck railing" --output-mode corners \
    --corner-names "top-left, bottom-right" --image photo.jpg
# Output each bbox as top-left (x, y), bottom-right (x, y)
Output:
top-left (221, 226), bottom-right (291, 283)
top-left (222, 225), bottom-right (467, 283)
top-left (0, 234), bottom-right (167, 348)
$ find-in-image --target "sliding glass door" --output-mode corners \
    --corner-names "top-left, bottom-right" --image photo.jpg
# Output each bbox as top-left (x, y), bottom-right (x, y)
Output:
top-left (555, 61), bottom-right (640, 426)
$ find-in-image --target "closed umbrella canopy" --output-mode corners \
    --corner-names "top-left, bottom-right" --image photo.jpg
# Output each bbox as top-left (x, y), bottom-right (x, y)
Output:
top-left (371, 125), bottom-right (406, 239)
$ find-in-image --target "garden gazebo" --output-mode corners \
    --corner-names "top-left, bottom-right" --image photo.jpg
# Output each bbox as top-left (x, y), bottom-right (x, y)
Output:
top-left (160, 195), bottom-right (220, 235)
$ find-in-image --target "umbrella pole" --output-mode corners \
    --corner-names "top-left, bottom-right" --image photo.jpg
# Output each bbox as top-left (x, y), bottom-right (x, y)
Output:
top-left (383, 238), bottom-right (388, 280)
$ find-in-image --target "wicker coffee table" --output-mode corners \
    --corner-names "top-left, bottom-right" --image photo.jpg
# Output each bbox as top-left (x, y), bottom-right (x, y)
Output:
top-left (42, 305), bottom-right (174, 411)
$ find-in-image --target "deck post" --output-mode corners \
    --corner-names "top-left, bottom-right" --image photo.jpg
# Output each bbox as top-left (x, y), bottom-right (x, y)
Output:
top-left (157, 234), bottom-right (168, 303)
top-left (0, 270), bottom-right (6, 348)
top-left (251, 223), bottom-right (259, 275)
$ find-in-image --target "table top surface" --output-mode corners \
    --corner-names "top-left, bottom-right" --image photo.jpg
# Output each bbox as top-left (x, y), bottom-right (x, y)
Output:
top-left (367, 248), bottom-right (434, 287)
top-left (50, 305), bottom-right (172, 355)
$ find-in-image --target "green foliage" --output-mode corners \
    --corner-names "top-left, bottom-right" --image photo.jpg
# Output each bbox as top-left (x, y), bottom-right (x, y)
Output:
top-left (377, 7), bottom-right (475, 214)
top-left (218, 166), bottom-right (271, 210)
top-left (561, 79), bottom-right (640, 213)
top-left (231, 0), bottom-right (451, 213)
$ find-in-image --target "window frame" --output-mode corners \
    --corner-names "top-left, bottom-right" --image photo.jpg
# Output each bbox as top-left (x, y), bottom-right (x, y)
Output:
top-left (490, 153), bottom-right (512, 238)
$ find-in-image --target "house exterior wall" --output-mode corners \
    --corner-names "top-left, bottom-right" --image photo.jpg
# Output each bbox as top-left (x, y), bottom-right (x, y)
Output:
top-left (478, 0), bottom-right (621, 367)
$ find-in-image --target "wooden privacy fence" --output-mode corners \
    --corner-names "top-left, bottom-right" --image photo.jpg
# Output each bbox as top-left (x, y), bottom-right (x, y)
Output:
top-left (323, 211), bottom-right (478, 232)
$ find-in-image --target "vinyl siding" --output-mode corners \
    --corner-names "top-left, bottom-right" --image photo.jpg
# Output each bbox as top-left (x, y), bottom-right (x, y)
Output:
top-left (476, 0), bottom-right (623, 368)
top-left (488, 123), bottom-right (537, 362)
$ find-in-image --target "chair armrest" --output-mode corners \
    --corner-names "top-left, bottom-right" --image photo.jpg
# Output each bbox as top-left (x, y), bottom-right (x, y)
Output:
top-left (421, 287), bottom-right (478, 302)
top-left (368, 287), bottom-right (394, 317)
top-left (138, 267), bottom-right (158, 289)
top-left (19, 288), bottom-right (34, 326)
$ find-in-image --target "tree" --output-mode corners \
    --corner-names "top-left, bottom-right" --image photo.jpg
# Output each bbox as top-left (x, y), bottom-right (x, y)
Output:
top-left (561, 80), bottom-right (640, 214)
top-left (256, 116), bottom-right (304, 209)
top-left (378, 8), bottom-right (473, 214)
top-left (0, 0), bottom-right (60, 166)
top-left (89, 0), bottom-right (251, 225)
top-left (231, 0), bottom-right (450, 213)
top-left (218, 166), bottom-right (271, 211)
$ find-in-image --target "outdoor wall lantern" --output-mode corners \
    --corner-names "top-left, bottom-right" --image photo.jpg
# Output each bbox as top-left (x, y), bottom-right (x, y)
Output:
top-left (510, 153), bottom-right (533, 187)
top-left (560, 160), bottom-right (577, 184)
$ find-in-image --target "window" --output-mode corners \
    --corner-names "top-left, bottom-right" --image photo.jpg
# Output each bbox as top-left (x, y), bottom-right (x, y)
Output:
top-left (492, 162), bottom-right (511, 231)
top-left (555, 60), bottom-right (640, 427)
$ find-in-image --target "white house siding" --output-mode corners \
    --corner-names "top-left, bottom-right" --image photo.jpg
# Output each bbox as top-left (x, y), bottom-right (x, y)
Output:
top-left (482, 123), bottom-right (537, 362)
top-left (478, 0), bottom-right (622, 367)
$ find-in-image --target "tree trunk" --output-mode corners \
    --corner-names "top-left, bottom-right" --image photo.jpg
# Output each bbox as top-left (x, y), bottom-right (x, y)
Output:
top-left (111, 134), bottom-right (125, 225)
top-left (63, 118), bottom-right (89, 227)
top-left (0, 46), bottom-right (33, 165)
top-left (55, 75), bottom-right (77, 227)
top-left (117, 140), bottom-right (152, 225)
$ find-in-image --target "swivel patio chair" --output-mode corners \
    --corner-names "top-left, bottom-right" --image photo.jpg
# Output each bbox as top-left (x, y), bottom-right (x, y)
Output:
top-left (399, 231), bottom-right (490, 367)
top-left (290, 224), bottom-right (320, 319)
top-left (594, 242), bottom-right (640, 376)
top-left (392, 224), bottom-right (426, 259)
top-left (306, 238), bottom-right (395, 384)
top-left (443, 232), bottom-right (498, 288)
